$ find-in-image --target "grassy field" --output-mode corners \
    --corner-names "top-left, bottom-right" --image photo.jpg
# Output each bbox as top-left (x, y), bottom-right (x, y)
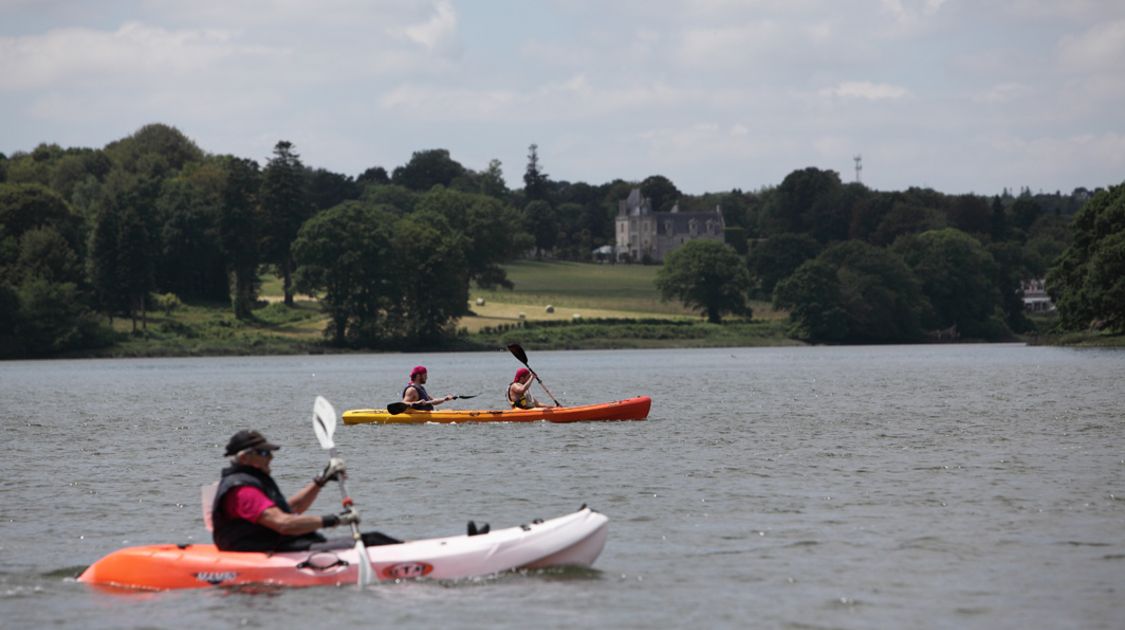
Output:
top-left (78, 261), bottom-right (795, 357)
top-left (461, 260), bottom-right (784, 333)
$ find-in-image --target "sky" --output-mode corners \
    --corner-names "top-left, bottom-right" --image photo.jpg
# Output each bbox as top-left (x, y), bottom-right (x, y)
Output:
top-left (2, 0), bottom-right (1123, 196)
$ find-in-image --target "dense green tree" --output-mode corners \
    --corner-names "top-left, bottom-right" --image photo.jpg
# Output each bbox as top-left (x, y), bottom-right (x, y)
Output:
top-left (656, 240), bottom-right (752, 323)
top-left (761, 167), bottom-right (841, 235)
top-left (414, 187), bottom-right (529, 289)
top-left (872, 202), bottom-right (946, 245)
top-left (0, 182), bottom-right (107, 356)
top-left (640, 175), bottom-right (681, 212)
top-left (893, 229), bottom-right (1001, 336)
top-left (848, 192), bottom-right (895, 242)
top-left (217, 157), bottom-right (263, 319)
top-left (804, 181), bottom-right (865, 245)
top-left (775, 241), bottom-right (930, 342)
top-left (47, 149), bottom-right (112, 204)
top-left (1022, 215), bottom-right (1070, 278)
top-left (482, 159), bottom-right (509, 198)
top-left (0, 183), bottom-right (83, 255)
top-left (357, 166), bottom-right (390, 186)
top-left (390, 212), bottom-right (470, 343)
top-left (524, 199), bottom-right (558, 259)
top-left (554, 201), bottom-right (594, 259)
top-left (1010, 197), bottom-right (1043, 236)
top-left (772, 259), bottom-right (848, 341)
top-left (362, 184), bottom-right (417, 214)
top-left (292, 202), bottom-right (396, 346)
top-left (0, 283), bottom-right (19, 355)
top-left (16, 227), bottom-right (83, 285)
top-left (2, 144), bottom-right (60, 185)
top-left (260, 141), bottom-right (312, 306)
top-left (523, 144), bottom-right (549, 202)
top-left (87, 201), bottom-right (123, 318)
top-left (946, 194), bottom-right (992, 237)
top-left (156, 177), bottom-right (227, 300)
top-left (117, 204), bottom-right (156, 332)
top-left (391, 149), bottom-right (466, 191)
top-left (10, 276), bottom-right (104, 356)
top-left (104, 123), bottom-right (203, 179)
top-left (1047, 182), bottom-right (1125, 332)
top-left (990, 195), bottom-right (1009, 242)
top-left (307, 168), bottom-right (359, 211)
top-left (988, 241), bottom-right (1032, 333)
top-left (746, 233), bottom-right (821, 298)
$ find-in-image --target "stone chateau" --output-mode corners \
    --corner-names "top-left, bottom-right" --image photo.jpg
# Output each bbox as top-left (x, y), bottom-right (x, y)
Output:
top-left (614, 189), bottom-right (725, 263)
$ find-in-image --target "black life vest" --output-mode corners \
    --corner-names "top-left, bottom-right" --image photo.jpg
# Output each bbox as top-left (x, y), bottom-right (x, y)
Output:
top-left (211, 465), bottom-right (324, 552)
top-left (402, 383), bottom-right (434, 411)
top-left (507, 382), bottom-right (534, 409)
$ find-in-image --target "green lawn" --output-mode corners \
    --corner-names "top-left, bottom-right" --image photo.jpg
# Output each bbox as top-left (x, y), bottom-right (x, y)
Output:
top-left (469, 260), bottom-right (783, 322)
top-left (80, 261), bottom-right (793, 356)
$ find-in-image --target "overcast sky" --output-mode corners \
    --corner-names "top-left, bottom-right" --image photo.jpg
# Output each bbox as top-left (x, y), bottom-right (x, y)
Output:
top-left (2, 0), bottom-right (1123, 196)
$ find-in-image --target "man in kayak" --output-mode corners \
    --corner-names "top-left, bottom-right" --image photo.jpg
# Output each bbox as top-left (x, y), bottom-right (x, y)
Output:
top-left (212, 429), bottom-right (397, 552)
top-left (402, 365), bottom-right (454, 411)
top-left (507, 367), bottom-right (548, 409)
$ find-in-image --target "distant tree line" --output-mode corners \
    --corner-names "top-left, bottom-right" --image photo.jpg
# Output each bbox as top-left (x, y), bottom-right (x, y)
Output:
top-left (650, 167), bottom-right (1107, 340)
top-left (0, 123), bottom-right (1116, 357)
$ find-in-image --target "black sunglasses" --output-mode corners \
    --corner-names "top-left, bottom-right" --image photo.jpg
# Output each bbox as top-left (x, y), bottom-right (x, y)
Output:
top-left (252, 448), bottom-right (274, 457)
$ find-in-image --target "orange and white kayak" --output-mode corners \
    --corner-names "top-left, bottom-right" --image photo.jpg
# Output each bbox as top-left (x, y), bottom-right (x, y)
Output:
top-left (343, 396), bottom-right (651, 425)
top-left (78, 507), bottom-right (608, 591)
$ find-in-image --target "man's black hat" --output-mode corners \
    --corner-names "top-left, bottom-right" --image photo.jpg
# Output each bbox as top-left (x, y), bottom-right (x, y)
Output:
top-left (224, 430), bottom-right (281, 456)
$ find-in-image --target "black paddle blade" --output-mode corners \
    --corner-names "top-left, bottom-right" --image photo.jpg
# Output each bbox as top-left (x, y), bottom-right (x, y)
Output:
top-left (506, 343), bottom-right (529, 365)
top-left (387, 402), bottom-right (409, 415)
top-left (456, 394), bottom-right (479, 400)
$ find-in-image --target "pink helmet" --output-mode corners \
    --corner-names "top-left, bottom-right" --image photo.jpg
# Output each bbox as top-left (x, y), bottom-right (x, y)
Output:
top-left (515, 367), bottom-right (531, 381)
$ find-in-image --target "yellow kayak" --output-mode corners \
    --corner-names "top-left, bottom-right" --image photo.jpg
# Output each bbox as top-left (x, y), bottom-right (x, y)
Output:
top-left (343, 396), bottom-right (652, 425)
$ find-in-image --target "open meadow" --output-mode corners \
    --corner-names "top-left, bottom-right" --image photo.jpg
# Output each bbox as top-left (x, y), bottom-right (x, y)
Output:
top-left (83, 261), bottom-right (791, 357)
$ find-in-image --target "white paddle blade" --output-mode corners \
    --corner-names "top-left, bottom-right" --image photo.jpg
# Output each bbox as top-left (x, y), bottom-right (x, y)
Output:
top-left (312, 396), bottom-right (337, 450)
top-left (356, 541), bottom-right (375, 587)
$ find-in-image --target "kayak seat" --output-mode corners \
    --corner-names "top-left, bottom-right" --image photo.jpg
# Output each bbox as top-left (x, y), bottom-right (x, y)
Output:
top-left (467, 521), bottom-right (490, 536)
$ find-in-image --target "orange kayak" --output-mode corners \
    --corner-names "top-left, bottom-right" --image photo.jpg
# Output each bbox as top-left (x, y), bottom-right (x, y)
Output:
top-left (342, 396), bottom-right (651, 425)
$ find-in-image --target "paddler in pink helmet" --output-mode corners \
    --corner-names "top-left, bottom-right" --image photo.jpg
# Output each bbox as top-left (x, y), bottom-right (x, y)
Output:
top-left (507, 367), bottom-right (548, 410)
top-left (402, 365), bottom-right (454, 411)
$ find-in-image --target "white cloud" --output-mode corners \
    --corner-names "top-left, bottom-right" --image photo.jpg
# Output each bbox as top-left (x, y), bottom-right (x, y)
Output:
top-left (1058, 19), bottom-right (1125, 72)
top-left (402, 0), bottom-right (458, 52)
top-left (675, 21), bottom-right (783, 68)
top-left (879, 0), bottom-right (947, 25)
top-left (821, 81), bottom-right (910, 100)
top-left (973, 82), bottom-right (1030, 104)
top-left (0, 22), bottom-right (271, 91)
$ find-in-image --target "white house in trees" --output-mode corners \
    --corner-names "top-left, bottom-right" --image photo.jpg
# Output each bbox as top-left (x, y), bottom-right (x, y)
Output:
top-left (614, 188), bottom-right (725, 263)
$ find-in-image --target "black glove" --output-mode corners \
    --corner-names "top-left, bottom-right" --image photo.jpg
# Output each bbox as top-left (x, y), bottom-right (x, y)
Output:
top-left (322, 509), bottom-right (360, 528)
top-left (314, 457), bottom-right (346, 487)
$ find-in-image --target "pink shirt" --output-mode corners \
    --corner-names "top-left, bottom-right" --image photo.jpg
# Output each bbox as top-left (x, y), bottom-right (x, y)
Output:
top-left (222, 485), bottom-right (276, 523)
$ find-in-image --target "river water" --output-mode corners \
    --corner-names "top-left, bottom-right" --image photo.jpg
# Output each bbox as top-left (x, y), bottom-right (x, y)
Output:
top-left (1, 345), bottom-right (1123, 629)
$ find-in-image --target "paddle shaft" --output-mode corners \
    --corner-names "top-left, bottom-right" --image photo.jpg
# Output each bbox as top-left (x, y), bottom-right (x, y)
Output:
top-left (388, 394), bottom-right (477, 415)
top-left (327, 447), bottom-right (364, 544)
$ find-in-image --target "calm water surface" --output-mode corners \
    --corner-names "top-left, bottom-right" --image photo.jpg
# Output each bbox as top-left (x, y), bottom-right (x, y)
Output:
top-left (1, 345), bottom-right (1123, 629)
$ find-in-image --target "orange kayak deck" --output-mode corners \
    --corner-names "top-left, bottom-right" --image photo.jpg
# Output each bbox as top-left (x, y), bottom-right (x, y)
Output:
top-left (343, 396), bottom-right (651, 425)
